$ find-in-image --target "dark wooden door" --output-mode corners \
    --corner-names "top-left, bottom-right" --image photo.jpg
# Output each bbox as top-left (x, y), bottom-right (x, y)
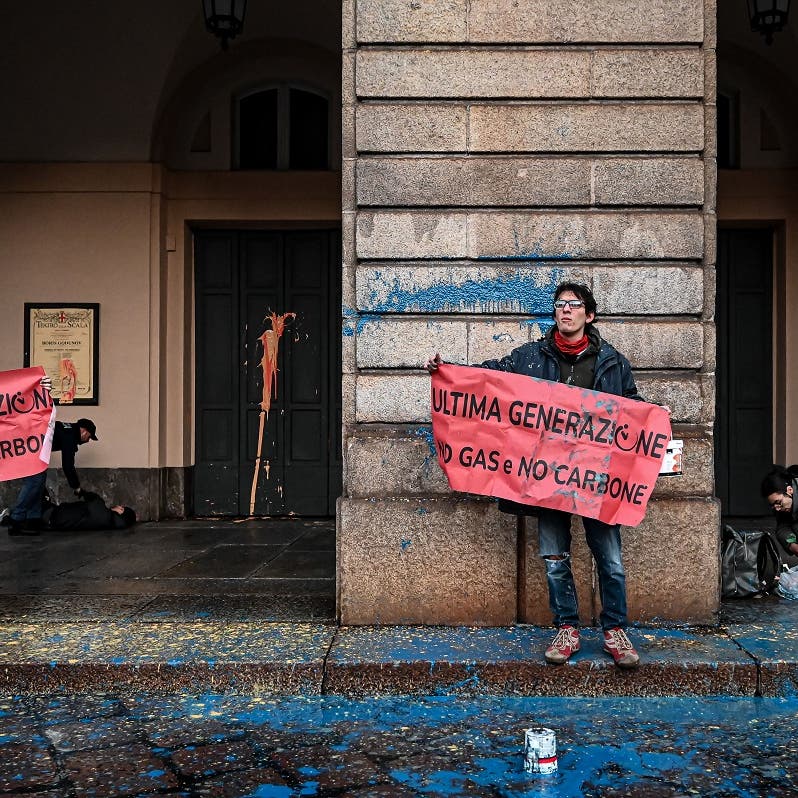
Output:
top-left (716, 229), bottom-right (773, 516)
top-left (194, 230), bottom-right (341, 517)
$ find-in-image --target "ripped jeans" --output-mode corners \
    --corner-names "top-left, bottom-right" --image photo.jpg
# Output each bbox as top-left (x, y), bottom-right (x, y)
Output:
top-left (538, 507), bottom-right (627, 630)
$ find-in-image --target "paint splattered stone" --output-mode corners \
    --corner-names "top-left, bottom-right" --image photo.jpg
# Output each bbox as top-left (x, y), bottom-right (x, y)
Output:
top-left (326, 625), bottom-right (757, 697)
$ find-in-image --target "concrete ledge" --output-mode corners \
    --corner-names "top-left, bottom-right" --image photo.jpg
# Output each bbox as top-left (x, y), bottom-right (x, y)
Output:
top-left (326, 626), bottom-right (757, 697)
top-left (0, 621), bottom-right (766, 697)
top-left (0, 622), bottom-right (335, 695)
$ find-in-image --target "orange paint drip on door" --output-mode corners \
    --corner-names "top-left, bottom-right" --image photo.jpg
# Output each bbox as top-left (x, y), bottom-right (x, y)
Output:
top-left (250, 312), bottom-right (296, 515)
top-left (258, 312), bottom-right (296, 413)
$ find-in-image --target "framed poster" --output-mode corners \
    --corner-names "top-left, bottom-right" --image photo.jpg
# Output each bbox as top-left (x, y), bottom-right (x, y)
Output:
top-left (24, 303), bottom-right (99, 405)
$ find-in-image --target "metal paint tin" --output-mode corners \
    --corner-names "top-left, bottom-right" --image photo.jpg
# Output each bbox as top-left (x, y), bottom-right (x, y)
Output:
top-left (524, 727), bottom-right (558, 774)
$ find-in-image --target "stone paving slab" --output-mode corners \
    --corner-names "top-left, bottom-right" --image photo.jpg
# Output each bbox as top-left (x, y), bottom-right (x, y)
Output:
top-left (326, 625), bottom-right (758, 697)
top-left (3, 693), bottom-right (798, 797)
top-left (0, 622), bottom-right (335, 695)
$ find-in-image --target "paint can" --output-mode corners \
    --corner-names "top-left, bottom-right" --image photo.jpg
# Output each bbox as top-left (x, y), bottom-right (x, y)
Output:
top-left (523, 727), bottom-right (558, 775)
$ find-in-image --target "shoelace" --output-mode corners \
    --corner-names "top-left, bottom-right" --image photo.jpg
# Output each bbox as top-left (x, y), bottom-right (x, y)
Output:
top-left (551, 627), bottom-right (577, 649)
top-left (607, 628), bottom-right (634, 651)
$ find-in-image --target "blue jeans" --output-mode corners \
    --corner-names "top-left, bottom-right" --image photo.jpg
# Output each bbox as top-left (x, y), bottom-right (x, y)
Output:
top-left (10, 471), bottom-right (48, 522)
top-left (537, 507), bottom-right (627, 630)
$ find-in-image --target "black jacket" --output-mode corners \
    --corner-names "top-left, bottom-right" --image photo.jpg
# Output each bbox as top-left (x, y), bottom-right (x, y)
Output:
top-left (480, 325), bottom-right (643, 401)
top-left (479, 325), bottom-right (643, 516)
top-left (51, 421), bottom-right (83, 490)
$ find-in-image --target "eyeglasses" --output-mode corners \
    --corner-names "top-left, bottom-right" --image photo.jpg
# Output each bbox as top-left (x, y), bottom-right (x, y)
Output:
top-left (770, 494), bottom-right (787, 509)
top-left (553, 299), bottom-right (585, 310)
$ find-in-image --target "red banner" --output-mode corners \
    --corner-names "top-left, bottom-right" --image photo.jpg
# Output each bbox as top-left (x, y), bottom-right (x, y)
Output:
top-left (431, 364), bottom-right (671, 527)
top-left (0, 367), bottom-right (56, 482)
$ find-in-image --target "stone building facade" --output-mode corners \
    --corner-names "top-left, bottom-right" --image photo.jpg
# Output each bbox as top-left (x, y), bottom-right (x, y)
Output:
top-left (339, 0), bottom-right (719, 625)
top-left (4, 1), bottom-right (797, 628)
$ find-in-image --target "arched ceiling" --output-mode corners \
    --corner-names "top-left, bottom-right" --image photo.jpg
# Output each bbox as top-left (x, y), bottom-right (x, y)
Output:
top-left (0, 0), bottom-right (340, 162)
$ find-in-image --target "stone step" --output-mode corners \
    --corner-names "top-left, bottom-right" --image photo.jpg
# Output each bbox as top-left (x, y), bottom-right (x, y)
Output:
top-left (1, 621), bottom-right (794, 697)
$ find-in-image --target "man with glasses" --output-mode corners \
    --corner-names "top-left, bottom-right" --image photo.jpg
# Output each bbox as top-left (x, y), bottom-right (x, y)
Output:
top-left (760, 465), bottom-right (798, 567)
top-left (426, 281), bottom-right (644, 668)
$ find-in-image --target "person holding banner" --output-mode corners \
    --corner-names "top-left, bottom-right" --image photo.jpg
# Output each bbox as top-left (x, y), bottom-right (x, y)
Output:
top-left (8, 418), bottom-right (98, 536)
top-left (427, 282), bottom-right (651, 669)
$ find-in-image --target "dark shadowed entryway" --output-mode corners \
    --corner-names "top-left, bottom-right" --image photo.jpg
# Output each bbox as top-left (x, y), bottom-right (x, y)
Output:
top-left (715, 228), bottom-right (774, 517)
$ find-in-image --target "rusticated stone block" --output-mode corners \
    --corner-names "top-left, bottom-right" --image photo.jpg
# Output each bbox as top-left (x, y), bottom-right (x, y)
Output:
top-left (703, 318), bottom-right (716, 372)
top-left (593, 157), bottom-right (704, 206)
top-left (592, 49), bottom-right (704, 98)
top-left (523, 498), bottom-right (719, 628)
top-left (356, 374), bottom-right (429, 422)
top-left (356, 157), bottom-right (591, 206)
top-left (357, 0), bottom-right (467, 43)
top-left (356, 48), bottom-right (703, 99)
top-left (357, 212), bottom-right (467, 259)
top-left (356, 49), bottom-right (591, 98)
top-left (593, 265), bottom-right (704, 314)
top-left (338, 497), bottom-right (517, 624)
top-left (356, 263), bottom-right (586, 314)
top-left (467, 319), bottom-right (535, 365)
top-left (345, 424), bottom-right (713, 500)
top-left (342, 0), bottom-right (356, 47)
top-left (356, 104), bottom-right (467, 152)
top-left (634, 375), bottom-right (706, 423)
top-left (467, 212), bottom-right (704, 261)
top-left (356, 317), bottom-right (467, 368)
top-left (469, 103), bottom-right (703, 153)
top-left (622, 498), bottom-right (720, 624)
top-left (355, 371), bottom-right (708, 425)
top-left (342, 379), bottom-right (356, 436)
top-left (346, 426), bottom-right (449, 496)
top-left (652, 429), bottom-right (714, 498)
top-left (598, 320), bottom-right (704, 369)
top-left (467, 0), bottom-right (704, 44)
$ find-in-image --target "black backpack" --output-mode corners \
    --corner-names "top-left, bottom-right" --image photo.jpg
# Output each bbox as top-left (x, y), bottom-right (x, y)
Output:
top-left (721, 525), bottom-right (782, 598)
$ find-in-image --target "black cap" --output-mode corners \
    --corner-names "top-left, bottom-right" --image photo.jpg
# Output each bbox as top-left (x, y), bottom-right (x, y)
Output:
top-left (77, 418), bottom-right (98, 440)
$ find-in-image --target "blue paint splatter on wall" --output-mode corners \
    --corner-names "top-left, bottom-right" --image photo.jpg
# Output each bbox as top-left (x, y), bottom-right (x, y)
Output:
top-left (360, 269), bottom-right (568, 315)
top-left (407, 425), bottom-right (437, 457)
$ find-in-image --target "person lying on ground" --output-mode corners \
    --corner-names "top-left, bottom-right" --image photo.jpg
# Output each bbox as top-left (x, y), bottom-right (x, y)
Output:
top-left (39, 490), bottom-right (136, 532)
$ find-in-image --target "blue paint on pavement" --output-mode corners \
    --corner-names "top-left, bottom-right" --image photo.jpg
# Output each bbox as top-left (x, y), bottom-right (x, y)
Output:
top-left (5, 692), bottom-right (798, 796)
top-left (251, 786), bottom-right (293, 797)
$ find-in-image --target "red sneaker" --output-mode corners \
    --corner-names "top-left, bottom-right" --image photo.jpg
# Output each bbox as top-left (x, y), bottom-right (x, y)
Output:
top-left (544, 625), bottom-right (580, 665)
top-left (603, 627), bottom-right (640, 669)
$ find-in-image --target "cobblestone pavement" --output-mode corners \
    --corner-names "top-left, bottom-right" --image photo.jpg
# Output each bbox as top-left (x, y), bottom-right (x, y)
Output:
top-left (2, 693), bottom-right (798, 797)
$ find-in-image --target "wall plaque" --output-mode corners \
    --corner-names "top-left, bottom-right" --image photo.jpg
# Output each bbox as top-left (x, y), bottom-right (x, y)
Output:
top-left (24, 303), bottom-right (99, 405)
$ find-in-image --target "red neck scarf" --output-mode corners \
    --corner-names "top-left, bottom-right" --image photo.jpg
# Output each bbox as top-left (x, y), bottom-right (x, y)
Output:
top-left (554, 330), bottom-right (589, 356)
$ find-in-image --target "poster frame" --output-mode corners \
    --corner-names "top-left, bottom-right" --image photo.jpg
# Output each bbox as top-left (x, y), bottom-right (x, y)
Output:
top-left (23, 302), bottom-right (100, 405)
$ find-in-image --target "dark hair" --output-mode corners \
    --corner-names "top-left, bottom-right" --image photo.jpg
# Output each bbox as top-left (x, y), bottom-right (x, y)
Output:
top-left (120, 507), bottom-right (137, 527)
top-left (553, 282), bottom-right (597, 318)
top-left (760, 465), bottom-right (795, 498)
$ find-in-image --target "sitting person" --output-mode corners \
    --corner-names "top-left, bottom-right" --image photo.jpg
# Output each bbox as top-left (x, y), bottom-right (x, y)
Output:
top-left (760, 465), bottom-right (798, 568)
top-left (41, 490), bottom-right (136, 532)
